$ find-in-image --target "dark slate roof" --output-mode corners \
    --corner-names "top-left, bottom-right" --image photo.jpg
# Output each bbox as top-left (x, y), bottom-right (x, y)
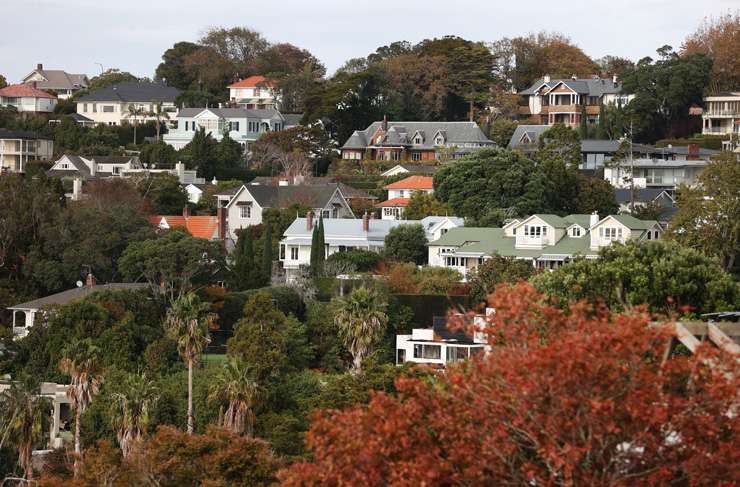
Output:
top-left (243, 184), bottom-right (342, 208)
top-left (8, 283), bottom-right (149, 310)
top-left (0, 128), bottom-right (53, 141)
top-left (27, 69), bottom-right (88, 91)
top-left (249, 177), bottom-right (376, 200)
top-left (432, 324), bottom-right (476, 344)
top-left (342, 121), bottom-right (493, 150)
top-left (176, 107), bottom-right (283, 119)
top-left (77, 81), bottom-right (180, 102)
top-left (507, 125), bottom-right (550, 149)
top-left (69, 113), bottom-right (94, 123)
top-left (614, 188), bottom-right (675, 206)
top-left (282, 113), bottom-right (303, 127)
top-left (519, 77), bottom-right (625, 96)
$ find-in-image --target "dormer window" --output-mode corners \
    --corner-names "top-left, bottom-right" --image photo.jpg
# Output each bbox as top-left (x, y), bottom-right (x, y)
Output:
top-left (434, 136), bottom-right (444, 146)
top-left (414, 136), bottom-right (422, 145)
top-left (570, 226), bottom-right (582, 237)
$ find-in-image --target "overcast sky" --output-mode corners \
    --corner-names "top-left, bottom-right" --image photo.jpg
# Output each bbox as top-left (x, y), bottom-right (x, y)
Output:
top-left (1, 0), bottom-right (736, 82)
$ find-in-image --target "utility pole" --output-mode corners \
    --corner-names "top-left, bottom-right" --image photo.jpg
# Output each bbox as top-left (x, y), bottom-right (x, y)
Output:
top-left (628, 120), bottom-right (635, 213)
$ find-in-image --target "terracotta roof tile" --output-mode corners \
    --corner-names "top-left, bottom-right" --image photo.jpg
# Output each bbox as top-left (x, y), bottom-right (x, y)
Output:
top-left (375, 198), bottom-right (410, 208)
top-left (228, 75), bottom-right (274, 89)
top-left (0, 84), bottom-right (56, 99)
top-left (149, 215), bottom-right (218, 240)
top-left (384, 175), bottom-right (434, 190)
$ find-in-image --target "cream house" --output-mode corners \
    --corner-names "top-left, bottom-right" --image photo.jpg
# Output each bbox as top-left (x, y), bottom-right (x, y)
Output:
top-left (0, 129), bottom-right (54, 173)
top-left (76, 81), bottom-right (180, 126)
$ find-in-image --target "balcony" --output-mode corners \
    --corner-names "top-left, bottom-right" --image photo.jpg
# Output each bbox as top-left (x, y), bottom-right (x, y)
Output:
top-left (704, 110), bottom-right (740, 117)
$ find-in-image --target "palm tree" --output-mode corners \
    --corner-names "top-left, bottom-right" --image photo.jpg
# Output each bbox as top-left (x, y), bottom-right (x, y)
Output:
top-left (334, 287), bottom-right (389, 374)
top-left (127, 104), bottom-right (146, 145)
top-left (0, 384), bottom-right (50, 481)
top-left (110, 371), bottom-right (158, 457)
top-left (164, 292), bottom-right (214, 434)
top-left (208, 357), bottom-right (259, 437)
top-left (151, 100), bottom-right (170, 141)
top-left (59, 338), bottom-right (104, 460)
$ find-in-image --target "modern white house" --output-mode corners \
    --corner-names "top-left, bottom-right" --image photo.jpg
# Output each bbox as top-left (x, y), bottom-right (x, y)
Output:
top-left (396, 309), bottom-right (491, 367)
top-left (0, 381), bottom-right (73, 449)
top-left (216, 183), bottom-right (354, 246)
top-left (228, 76), bottom-right (280, 109)
top-left (602, 149), bottom-right (717, 191)
top-left (279, 214), bottom-right (463, 281)
top-left (701, 92), bottom-right (740, 140)
top-left (7, 276), bottom-right (148, 338)
top-left (76, 81), bottom-right (180, 126)
top-left (47, 155), bottom-right (204, 184)
top-left (163, 107), bottom-right (285, 151)
top-left (0, 129), bottom-right (54, 173)
top-left (21, 64), bottom-right (89, 99)
top-left (428, 213), bottom-right (661, 278)
top-left (376, 175), bottom-right (435, 220)
top-left (0, 84), bottom-right (57, 113)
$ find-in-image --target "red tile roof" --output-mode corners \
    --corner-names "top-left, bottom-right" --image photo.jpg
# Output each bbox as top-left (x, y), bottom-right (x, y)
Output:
top-left (0, 84), bottom-right (56, 99)
top-left (149, 215), bottom-right (218, 240)
top-left (384, 175), bottom-right (434, 190)
top-left (228, 75), bottom-right (274, 89)
top-left (375, 198), bottom-right (411, 208)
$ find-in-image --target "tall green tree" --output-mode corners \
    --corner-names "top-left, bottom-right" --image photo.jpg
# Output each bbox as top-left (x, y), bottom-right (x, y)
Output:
top-left (110, 371), bottom-right (159, 457)
top-left (208, 357), bottom-right (259, 437)
top-left (0, 384), bottom-right (50, 481)
top-left (230, 230), bottom-right (261, 290)
top-left (384, 224), bottom-right (428, 265)
top-left (60, 338), bottom-right (104, 460)
top-left (537, 123), bottom-right (582, 213)
top-left (261, 223), bottom-right (273, 285)
top-left (334, 287), bottom-right (389, 374)
top-left (579, 105), bottom-right (588, 138)
top-left (164, 293), bottom-right (214, 434)
top-left (309, 215), bottom-right (319, 274)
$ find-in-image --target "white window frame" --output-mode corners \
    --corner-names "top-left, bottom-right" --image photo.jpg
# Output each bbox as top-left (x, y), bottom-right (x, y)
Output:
top-left (239, 206), bottom-right (251, 219)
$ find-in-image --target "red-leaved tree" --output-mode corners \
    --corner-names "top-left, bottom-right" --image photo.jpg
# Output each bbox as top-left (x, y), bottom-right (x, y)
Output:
top-left (280, 283), bottom-right (740, 486)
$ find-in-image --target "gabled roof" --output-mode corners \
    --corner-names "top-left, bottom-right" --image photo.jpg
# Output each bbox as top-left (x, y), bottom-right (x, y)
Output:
top-left (236, 184), bottom-right (345, 210)
top-left (282, 216), bottom-right (459, 243)
top-left (519, 77), bottom-right (625, 96)
top-left (0, 84), bottom-right (56, 99)
top-left (614, 188), bottom-right (675, 206)
top-left (384, 175), bottom-right (434, 190)
top-left (8, 283), bottom-right (148, 311)
top-left (0, 128), bottom-right (52, 141)
top-left (76, 82), bottom-right (180, 102)
top-left (149, 215), bottom-right (219, 240)
top-left (176, 107), bottom-right (283, 120)
top-left (249, 177), bottom-right (376, 200)
top-left (341, 121), bottom-right (493, 150)
top-left (609, 214), bottom-right (658, 230)
top-left (507, 125), bottom-right (549, 149)
top-left (24, 68), bottom-right (88, 90)
top-left (375, 197), bottom-right (410, 208)
top-left (228, 76), bottom-right (275, 89)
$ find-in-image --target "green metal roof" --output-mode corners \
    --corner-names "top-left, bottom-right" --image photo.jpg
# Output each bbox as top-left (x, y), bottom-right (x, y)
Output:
top-left (611, 214), bottom-right (658, 230)
top-left (530, 214), bottom-right (569, 228)
top-left (562, 214), bottom-right (592, 229)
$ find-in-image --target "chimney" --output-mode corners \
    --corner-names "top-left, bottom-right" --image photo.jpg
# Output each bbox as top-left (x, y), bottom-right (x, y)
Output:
top-left (571, 74), bottom-right (577, 80)
top-left (72, 177), bottom-right (82, 201)
top-left (86, 273), bottom-right (97, 288)
top-left (590, 211), bottom-right (599, 228)
top-left (211, 176), bottom-right (218, 185)
top-left (37, 63), bottom-right (43, 71)
top-left (382, 114), bottom-right (388, 132)
top-left (306, 211), bottom-right (314, 230)
top-left (543, 74), bottom-right (551, 83)
top-left (612, 75), bottom-right (618, 84)
top-left (183, 206), bottom-right (190, 218)
top-left (687, 143), bottom-right (699, 159)
top-left (90, 159), bottom-right (97, 177)
top-left (216, 207), bottom-right (226, 240)
top-left (362, 212), bottom-right (369, 232)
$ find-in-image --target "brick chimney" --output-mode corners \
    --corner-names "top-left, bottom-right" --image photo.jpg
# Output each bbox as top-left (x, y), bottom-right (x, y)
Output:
top-left (362, 212), bottom-right (369, 232)
top-left (183, 206), bottom-right (190, 218)
top-left (216, 207), bottom-right (226, 240)
top-left (86, 273), bottom-right (97, 288)
top-left (382, 114), bottom-right (388, 132)
top-left (37, 63), bottom-right (43, 71)
top-left (687, 143), bottom-right (699, 159)
top-left (306, 211), bottom-right (314, 230)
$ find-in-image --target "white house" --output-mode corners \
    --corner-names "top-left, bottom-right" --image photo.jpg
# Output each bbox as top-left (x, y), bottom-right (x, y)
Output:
top-left (0, 84), bottom-right (56, 113)
top-left (0, 129), bottom-right (54, 173)
top-left (376, 175), bottom-right (435, 220)
top-left (701, 92), bottom-right (740, 142)
top-left (22, 64), bottom-right (89, 100)
top-left (228, 76), bottom-right (280, 109)
top-left (7, 275), bottom-right (148, 338)
top-left (428, 213), bottom-right (661, 279)
top-left (279, 214), bottom-right (463, 281)
top-left (76, 81), bottom-right (180, 126)
top-left (163, 107), bottom-right (285, 151)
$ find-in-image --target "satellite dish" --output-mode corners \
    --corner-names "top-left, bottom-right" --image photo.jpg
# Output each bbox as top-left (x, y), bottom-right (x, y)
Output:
top-left (76, 281), bottom-right (83, 288)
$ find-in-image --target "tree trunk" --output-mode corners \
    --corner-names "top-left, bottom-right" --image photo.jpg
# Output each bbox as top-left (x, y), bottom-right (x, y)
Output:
top-left (75, 407), bottom-right (81, 455)
top-left (24, 445), bottom-right (32, 480)
top-left (133, 122), bottom-right (138, 146)
top-left (352, 353), bottom-right (363, 375)
top-left (187, 359), bottom-right (194, 434)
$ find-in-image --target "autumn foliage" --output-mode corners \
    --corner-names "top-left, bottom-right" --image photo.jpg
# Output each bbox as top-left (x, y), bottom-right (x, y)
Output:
top-left (280, 283), bottom-right (740, 486)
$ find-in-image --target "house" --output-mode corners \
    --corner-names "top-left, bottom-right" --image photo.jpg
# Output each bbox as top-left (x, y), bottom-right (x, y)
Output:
top-left (341, 119), bottom-right (494, 161)
top-left (428, 213), bottom-right (661, 278)
top-left (47, 154), bottom-right (143, 179)
top-left (228, 76), bottom-right (280, 109)
top-left (163, 107), bottom-right (285, 151)
top-left (148, 208), bottom-right (223, 241)
top-left (22, 64), bottom-right (89, 99)
top-left (49, 113), bottom-right (96, 127)
top-left (282, 113), bottom-right (304, 128)
top-left (396, 310), bottom-right (490, 367)
top-left (0, 129), bottom-right (54, 173)
top-left (701, 92), bottom-right (740, 148)
top-left (380, 164), bottom-right (440, 177)
top-left (184, 182), bottom-right (214, 204)
top-left (614, 188), bottom-right (677, 222)
top-left (7, 275), bottom-right (148, 338)
top-left (75, 81), bottom-right (180, 126)
top-left (517, 75), bottom-right (633, 127)
top-left (0, 380), bottom-right (73, 449)
top-left (249, 176), bottom-right (377, 205)
top-left (376, 175), bottom-right (434, 220)
top-left (280, 214), bottom-right (464, 281)
top-left (0, 83), bottom-right (57, 113)
top-left (219, 183), bottom-right (354, 245)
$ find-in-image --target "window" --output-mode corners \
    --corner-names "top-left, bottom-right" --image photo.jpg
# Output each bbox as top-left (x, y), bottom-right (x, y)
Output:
top-left (83, 103), bottom-right (88, 112)
top-left (397, 349), bottom-right (406, 364)
top-left (413, 344), bottom-right (441, 360)
top-left (290, 247), bottom-right (299, 260)
top-left (571, 226), bottom-right (581, 237)
top-left (92, 104), bottom-right (97, 113)
top-left (391, 151), bottom-right (400, 161)
top-left (185, 121), bottom-right (189, 131)
top-left (280, 244), bottom-right (286, 260)
top-left (411, 152), bottom-right (421, 161)
top-left (445, 256), bottom-right (464, 267)
top-left (446, 347), bottom-right (469, 362)
top-left (413, 136), bottom-right (422, 145)
top-left (322, 210), bottom-right (330, 219)
top-left (230, 121), bottom-right (240, 131)
top-left (112, 166), bottom-right (121, 175)
top-left (197, 119), bottom-right (219, 131)
top-left (600, 227), bottom-right (623, 241)
top-left (239, 206), bottom-right (251, 219)
top-left (274, 123), bottom-right (282, 131)
top-left (102, 105), bottom-right (114, 113)
top-left (254, 87), bottom-right (261, 97)
top-left (248, 121), bottom-right (259, 132)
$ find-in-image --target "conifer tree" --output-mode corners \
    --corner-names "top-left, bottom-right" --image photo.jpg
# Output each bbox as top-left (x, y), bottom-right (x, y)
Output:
top-left (596, 103), bottom-right (607, 139)
top-left (261, 223), bottom-right (273, 285)
top-left (315, 215), bottom-right (326, 276)
top-left (309, 215), bottom-right (319, 274)
top-left (230, 230), bottom-right (257, 290)
top-left (579, 104), bottom-right (588, 139)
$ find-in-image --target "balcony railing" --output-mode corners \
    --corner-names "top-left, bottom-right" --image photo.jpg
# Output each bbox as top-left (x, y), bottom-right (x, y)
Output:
top-left (704, 110), bottom-right (740, 117)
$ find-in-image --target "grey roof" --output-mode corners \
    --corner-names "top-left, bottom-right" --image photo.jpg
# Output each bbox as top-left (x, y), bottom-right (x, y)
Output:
top-left (176, 107), bottom-right (283, 120)
top-left (77, 81), bottom-right (180, 103)
top-left (0, 128), bottom-right (52, 141)
top-left (519, 77), bottom-right (625, 96)
top-left (341, 121), bottom-right (493, 150)
top-left (69, 113), bottom-right (94, 123)
top-left (46, 155), bottom-right (140, 180)
top-left (249, 177), bottom-right (376, 200)
top-left (8, 283), bottom-right (148, 311)
top-left (283, 216), bottom-right (458, 242)
top-left (669, 146), bottom-right (719, 157)
top-left (241, 185), bottom-right (342, 209)
top-left (26, 69), bottom-right (88, 91)
top-left (614, 188), bottom-right (675, 205)
top-left (282, 113), bottom-right (303, 127)
top-left (507, 125), bottom-right (550, 149)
